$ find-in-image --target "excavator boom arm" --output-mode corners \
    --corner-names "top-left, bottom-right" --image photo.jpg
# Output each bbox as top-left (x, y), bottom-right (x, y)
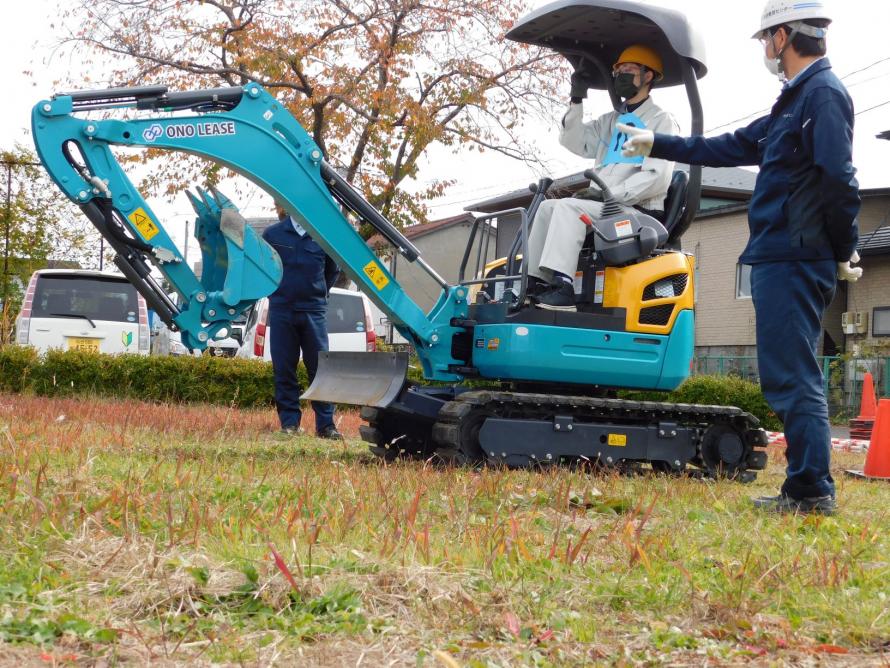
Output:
top-left (32, 83), bottom-right (466, 378)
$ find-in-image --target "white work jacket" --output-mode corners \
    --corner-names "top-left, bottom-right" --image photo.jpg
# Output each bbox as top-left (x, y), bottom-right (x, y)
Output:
top-left (559, 97), bottom-right (679, 211)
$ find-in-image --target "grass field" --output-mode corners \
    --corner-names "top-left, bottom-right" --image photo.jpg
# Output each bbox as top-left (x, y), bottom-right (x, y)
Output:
top-left (0, 392), bottom-right (888, 667)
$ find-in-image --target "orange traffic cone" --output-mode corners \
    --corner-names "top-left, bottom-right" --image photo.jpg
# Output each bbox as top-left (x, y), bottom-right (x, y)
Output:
top-left (849, 372), bottom-right (878, 440)
top-left (847, 398), bottom-right (890, 481)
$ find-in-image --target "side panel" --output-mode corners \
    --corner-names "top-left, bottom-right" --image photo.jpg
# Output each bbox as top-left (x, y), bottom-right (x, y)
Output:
top-left (471, 309), bottom-right (695, 390)
top-left (472, 323), bottom-right (667, 389)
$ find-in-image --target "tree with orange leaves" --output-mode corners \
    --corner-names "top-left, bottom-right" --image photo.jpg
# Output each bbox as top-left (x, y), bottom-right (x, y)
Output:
top-left (56, 0), bottom-right (564, 232)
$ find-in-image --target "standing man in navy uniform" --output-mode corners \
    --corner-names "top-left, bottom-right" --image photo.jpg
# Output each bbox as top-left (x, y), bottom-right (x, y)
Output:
top-left (619, 0), bottom-right (862, 514)
top-left (263, 201), bottom-right (343, 439)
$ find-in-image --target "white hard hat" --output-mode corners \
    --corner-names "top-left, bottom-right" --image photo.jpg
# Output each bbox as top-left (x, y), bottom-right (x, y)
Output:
top-left (752, 0), bottom-right (832, 39)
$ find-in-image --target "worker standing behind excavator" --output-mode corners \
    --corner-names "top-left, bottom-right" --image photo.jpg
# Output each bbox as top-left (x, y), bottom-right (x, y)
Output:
top-left (528, 44), bottom-right (679, 311)
top-left (263, 202), bottom-right (343, 439)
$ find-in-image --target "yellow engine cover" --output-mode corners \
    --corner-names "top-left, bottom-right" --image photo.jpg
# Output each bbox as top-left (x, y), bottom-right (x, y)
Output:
top-left (603, 252), bottom-right (695, 335)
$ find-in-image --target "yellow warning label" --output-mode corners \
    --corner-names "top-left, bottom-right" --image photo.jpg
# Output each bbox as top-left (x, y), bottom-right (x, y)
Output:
top-left (363, 260), bottom-right (390, 290)
top-left (608, 433), bottom-right (627, 447)
top-left (128, 208), bottom-right (160, 241)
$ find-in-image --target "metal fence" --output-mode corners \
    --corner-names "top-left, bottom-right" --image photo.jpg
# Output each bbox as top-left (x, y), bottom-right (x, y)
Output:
top-left (694, 355), bottom-right (890, 419)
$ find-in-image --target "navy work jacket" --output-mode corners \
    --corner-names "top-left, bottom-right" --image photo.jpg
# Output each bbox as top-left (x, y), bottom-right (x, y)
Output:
top-left (262, 217), bottom-right (340, 313)
top-left (651, 58), bottom-right (860, 263)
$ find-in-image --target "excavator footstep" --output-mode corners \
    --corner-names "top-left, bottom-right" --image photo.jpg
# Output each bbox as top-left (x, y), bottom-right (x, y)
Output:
top-left (302, 352), bottom-right (408, 408)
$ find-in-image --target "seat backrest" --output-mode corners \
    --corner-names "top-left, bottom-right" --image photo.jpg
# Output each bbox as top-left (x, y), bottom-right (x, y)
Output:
top-left (663, 170), bottom-right (689, 237)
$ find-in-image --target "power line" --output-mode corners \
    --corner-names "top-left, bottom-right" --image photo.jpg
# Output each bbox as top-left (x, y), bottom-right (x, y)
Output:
top-left (841, 56), bottom-right (890, 81)
top-left (856, 99), bottom-right (890, 116)
top-left (704, 55), bottom-right (890, 134)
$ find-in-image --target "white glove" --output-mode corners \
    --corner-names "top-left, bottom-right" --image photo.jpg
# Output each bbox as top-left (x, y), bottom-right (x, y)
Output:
top-left (617, 123), bottom-right (654, 158)
top-left (837, 250), bottom-right (863, 282)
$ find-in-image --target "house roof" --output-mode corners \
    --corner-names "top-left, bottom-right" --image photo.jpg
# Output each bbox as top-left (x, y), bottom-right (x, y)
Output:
top-left (858, 225), bottom-right (890, 256)
top-left (367, 212), bottom-right (475, 249)
top-left (464, 166), bottom-right (757, 213)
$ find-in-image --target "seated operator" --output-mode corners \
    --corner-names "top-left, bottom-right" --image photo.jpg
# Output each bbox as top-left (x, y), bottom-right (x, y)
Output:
top-left (527, 45), bottom-right (679, 311)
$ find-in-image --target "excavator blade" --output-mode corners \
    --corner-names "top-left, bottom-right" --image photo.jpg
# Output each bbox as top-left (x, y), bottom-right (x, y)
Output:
top-left (302, 352), bottom-right (409, 408)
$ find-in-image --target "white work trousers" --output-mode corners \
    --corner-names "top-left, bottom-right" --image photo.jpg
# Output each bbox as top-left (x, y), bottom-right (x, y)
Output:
top-left (527, 198), bottom-right (625, 280)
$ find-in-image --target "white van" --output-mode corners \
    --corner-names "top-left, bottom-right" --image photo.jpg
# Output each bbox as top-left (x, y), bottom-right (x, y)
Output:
top-left (237, 287), bottom-right (376, 361)
top-left (15, 269), bottom-right (150, 355)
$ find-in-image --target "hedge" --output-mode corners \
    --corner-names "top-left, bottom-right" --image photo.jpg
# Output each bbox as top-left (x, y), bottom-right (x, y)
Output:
top-left (622, 374), bottom-right (781, 431)
top-left (0, 345), bottom-right (285, 408)
top-left (0, 346), bottom-right (780, 430)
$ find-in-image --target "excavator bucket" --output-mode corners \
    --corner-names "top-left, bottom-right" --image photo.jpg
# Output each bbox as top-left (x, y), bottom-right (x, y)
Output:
top-left (187, 188), bottom-right (282, 306)
top-left (302, 352), bottom-right (409, 408)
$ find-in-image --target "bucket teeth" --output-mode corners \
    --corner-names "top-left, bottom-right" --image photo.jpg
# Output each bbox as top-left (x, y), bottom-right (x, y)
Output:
top-left (186, 190), bottom-right (204, 215)
top-left (208, 186), bottom-right (234, 210)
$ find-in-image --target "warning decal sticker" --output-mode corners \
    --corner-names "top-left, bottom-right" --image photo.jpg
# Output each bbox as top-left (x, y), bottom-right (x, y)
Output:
top-left (128, 208), bottom-right (160, 241)
top-left (363, 260), bottom-right (390, 290)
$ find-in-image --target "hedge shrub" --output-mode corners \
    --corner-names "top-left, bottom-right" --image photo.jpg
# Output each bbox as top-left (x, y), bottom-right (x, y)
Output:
top-left (622, 374), bottom-right (781, 431)
top-left (0, 345), bottom-right (286, 408)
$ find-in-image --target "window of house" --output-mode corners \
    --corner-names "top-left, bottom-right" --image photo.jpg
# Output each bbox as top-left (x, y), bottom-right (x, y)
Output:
top-left (736, 263), bottom-right (752, 299)
top-left (874, 307), bottom-right (890, 337)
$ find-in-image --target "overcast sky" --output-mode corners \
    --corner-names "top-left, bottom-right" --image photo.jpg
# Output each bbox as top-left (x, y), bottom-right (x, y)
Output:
top-left (3, 0), bottom-right (889, 259)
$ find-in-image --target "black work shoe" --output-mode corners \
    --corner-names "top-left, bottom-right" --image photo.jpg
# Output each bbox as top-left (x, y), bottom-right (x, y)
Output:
top-left (277, 426), bottom-right (303, 437)
top-left (752, 493), bottom-right (836, 515)
top-left (534, 282), bottom-right (576, 311)
top-left (318, 425), bottom-right (344, 440)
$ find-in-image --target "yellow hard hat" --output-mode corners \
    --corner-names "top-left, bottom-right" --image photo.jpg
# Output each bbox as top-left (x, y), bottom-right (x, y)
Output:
top-left (614, 45), bottom-right (664, 81)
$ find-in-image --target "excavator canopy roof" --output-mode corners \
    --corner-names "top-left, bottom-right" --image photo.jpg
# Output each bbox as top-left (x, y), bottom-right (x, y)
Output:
top-left (506, 0), bottom-right (707, 88)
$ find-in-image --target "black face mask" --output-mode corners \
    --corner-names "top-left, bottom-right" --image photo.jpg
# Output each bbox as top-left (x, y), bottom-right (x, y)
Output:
top-left (614, 72), bottom-right (641, 99)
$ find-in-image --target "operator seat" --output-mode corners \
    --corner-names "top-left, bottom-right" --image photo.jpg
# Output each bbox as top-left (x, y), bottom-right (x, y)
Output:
top-left (662, 170), bottom-right (689, 239)
top-left (581, 169), bottom-right (688, 265)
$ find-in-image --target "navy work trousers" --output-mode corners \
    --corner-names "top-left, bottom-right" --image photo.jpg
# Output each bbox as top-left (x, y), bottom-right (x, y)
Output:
top-left (269, 309), bottom-right (334, 433)
top-left (750, 260), bottom-right (837, 499)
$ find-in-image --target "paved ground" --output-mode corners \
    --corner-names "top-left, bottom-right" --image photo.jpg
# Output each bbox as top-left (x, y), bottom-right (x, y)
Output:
top-left (831, 424), bottom-right (852, 439)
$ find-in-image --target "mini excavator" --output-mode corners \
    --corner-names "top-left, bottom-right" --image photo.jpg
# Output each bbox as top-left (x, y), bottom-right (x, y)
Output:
top-left (32, 0), bottom-right (768, 479)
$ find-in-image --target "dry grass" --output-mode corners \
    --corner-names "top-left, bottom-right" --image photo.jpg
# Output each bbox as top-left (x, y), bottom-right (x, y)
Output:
top-left (1, 392), bottom-right (889, 667)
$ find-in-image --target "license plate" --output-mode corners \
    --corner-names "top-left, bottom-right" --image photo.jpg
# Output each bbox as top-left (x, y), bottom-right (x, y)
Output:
top-left (67, 337), bottom-right (100, 353)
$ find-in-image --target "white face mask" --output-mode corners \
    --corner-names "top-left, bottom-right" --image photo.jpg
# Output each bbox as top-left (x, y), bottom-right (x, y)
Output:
top-left (762, 32), bottom-right (786, 82)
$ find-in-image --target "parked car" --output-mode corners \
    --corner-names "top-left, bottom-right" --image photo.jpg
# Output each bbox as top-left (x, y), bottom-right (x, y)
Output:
top-left (15, 269), bottom-right (150, 355)
top-left (237, 287), bottom-right (376, 361)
